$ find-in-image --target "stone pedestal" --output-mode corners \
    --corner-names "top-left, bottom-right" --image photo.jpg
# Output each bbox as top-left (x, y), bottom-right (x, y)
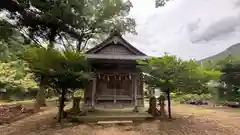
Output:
top-left (132, 106), bottom-right (139, 112)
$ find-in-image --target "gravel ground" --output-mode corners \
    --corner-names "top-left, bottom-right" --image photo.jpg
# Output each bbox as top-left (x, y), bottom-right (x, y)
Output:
top-left (1, 103), bottom-right (240, 135)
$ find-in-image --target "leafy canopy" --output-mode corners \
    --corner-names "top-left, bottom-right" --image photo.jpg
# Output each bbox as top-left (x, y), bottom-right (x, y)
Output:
top-left (220, 61), bottom-right (240, 87)
top-left (0, 60), bottom-right (38, 91)
top-left (21, 47), bottom-right (90, 91)
top-left (1, 0), bottom-right (136, 51)
top-left (138, 55), bottom-right (221, 94)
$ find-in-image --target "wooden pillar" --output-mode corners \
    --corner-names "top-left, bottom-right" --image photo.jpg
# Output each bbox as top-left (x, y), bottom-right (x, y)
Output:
top-left (91, 78), bottom-right (96, 109)
top-left (133, 74), bottom-right (138, 112)
top-left (114, 87), bottom-right (116, 104)
top-left (141, 73), bottom-right (144, 106)
top-left (134, 78), bottom-right (137, 106)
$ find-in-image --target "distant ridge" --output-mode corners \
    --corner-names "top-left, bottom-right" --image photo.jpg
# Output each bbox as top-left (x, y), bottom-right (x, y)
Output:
top-left (199, 43), bottom-right (240, 62)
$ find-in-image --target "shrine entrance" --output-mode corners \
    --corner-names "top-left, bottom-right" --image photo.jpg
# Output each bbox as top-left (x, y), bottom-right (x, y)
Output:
top-left (95, 73), bottom-right (134, 108)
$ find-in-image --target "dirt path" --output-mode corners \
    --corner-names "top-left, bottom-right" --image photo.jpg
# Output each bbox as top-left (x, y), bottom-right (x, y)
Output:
top-left (175, 104), bottom-right (240, 129)
top-left (0, 107), bottom-right (58, 135)
top-left (1, 104), bottom-right (240, 135)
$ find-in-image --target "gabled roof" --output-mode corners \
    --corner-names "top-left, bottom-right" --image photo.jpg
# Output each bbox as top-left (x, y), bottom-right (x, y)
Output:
top-left (86, 31), bottom-right (146, 56)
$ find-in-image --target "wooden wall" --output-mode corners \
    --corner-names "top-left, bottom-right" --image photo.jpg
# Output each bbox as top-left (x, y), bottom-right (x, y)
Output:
top-left (84, 58), bottom-right (144, 107)
top-left (84, 80), bottom-right (92, 106)
top-left (84, 73), bottom-right (144, 107)
top-left (96, 44), bottom-right (134, 55)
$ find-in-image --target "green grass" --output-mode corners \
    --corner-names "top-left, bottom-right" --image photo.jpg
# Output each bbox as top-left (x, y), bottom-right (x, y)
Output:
top-left (0, 97), bottom-right (58, 105)
top-left (0, 99), bottom-right (34, 105)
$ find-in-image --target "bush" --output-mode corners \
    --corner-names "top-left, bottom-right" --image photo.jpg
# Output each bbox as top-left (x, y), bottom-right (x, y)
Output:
top-left (170, 92), bottom-right (177, 98)
top-left (73, 89), bottom-right (84, 98)
top-left (175, 94), bottom-right (212, 105)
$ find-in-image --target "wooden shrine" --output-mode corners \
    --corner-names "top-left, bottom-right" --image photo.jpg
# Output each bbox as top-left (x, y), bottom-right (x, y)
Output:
top-left (84, 31), bottom-right (151, 110)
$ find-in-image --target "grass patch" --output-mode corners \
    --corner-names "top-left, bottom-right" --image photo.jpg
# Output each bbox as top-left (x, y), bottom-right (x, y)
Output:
top-left (0, 97), bottom-right (58, 105)
top-left (0, 99), bottom-right (35, 105)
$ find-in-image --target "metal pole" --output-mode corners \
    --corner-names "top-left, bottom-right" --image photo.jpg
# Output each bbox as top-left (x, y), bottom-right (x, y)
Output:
top-left (167, 87), bottom-right (172, 119)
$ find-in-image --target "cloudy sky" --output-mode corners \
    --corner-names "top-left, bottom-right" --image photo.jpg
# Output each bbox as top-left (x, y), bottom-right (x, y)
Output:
top-left (125, 0), bottom-right (240, 60)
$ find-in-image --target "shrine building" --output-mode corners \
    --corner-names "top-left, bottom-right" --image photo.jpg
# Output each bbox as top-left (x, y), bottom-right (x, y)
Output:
top-left (84, 31), bottom-right (151, 110)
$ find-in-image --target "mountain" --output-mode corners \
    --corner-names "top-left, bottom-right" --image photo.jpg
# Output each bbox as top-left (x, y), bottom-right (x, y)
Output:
top-left (199, 43), bottom-right (240, 62)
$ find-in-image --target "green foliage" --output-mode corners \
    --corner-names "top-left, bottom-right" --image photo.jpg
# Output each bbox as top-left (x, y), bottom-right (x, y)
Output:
top-left (201, 55), bottom-right (240, 88)
top-left (0, 36), bottom-right (29, 62)
top-left (138, 55), bottom-right (221, 94)
top-left (0, 60), bottom-right (38, 100)
top-left (175, 94), bottom-right (212, 103)
top-left (139, 55), bottom-right (184, 91)
top-left (1, 0), bottom-right (136, 51)
top-left (0, 20), bottom-right (15, 43)
top-left (73, 89), bottom-right (84, 98)
top-left (215, 57), bottom-right (240, 102)
top-left (203, 56), bottom-right (240, 102)
top-left (21, 47), bottom-right (90, 91)
top-left (170, 92), bottom-right (177, 98)
top-left (0, 60), bottom-right (38, 91)
top-left (219, 62), bottom-right (240, 87)
top-left (201, 60), bottom-right (217, 70)
top-left (216, 86), bottom-right (240, 102)
top-left (20, 47), bottom-right (91, 122)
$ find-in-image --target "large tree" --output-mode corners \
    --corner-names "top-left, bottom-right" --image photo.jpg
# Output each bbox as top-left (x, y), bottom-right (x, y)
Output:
top-left (215, 57), bottom-right (240, 102)
top-left (0, 0), bottom-right (137, 106)
top-left (139, 55), bottom-right (220, 94)
top-left (220, 61), bottom-right (240, 87)
top-left (21, 47), bottom-right (90, 122)
top-left (0, 0), bottom-right (137, 51)
top-left (138, 55), bottom-right (221, 118)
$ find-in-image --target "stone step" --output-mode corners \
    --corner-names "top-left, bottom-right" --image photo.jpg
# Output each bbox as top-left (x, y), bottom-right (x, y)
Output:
top-left (97, 120), bottom-right (133, 124)
top-left (68, 114), bottom-right (153, 122)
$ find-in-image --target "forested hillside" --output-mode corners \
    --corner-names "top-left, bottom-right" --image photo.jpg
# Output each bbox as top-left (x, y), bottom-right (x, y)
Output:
top-left (200, 43), bottom-right (240, 62)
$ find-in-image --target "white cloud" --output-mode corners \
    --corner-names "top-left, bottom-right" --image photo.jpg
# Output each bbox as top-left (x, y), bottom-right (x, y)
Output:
top-left (125, 0), bottom-right (240, 60)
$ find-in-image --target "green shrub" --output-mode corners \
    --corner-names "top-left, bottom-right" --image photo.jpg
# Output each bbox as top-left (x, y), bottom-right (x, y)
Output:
top-left (73, 89), bottom-right (84, 98)
top-left (170, 92), bottom-right (177, 98)
top-left (175, 94), bottom-right (212, 103)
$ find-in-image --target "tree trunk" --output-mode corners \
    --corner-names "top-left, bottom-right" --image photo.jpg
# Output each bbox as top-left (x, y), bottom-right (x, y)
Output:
top-left (159, 101), bottom-right (167, 119)
top-left (48, 27), bottom-right (57, 49)
top-left (36, 77), bottom-right (46, 107)
top-left (57, 88), bottom-right (66, 123)
top-left (167, 89), bottom-right (172, 119)
top-left (158, 95), bottom-right (167, 119)
top-left (77, 38), bottom-right (83, 52)
top-left (36, 87), bottom-right (46, 106)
